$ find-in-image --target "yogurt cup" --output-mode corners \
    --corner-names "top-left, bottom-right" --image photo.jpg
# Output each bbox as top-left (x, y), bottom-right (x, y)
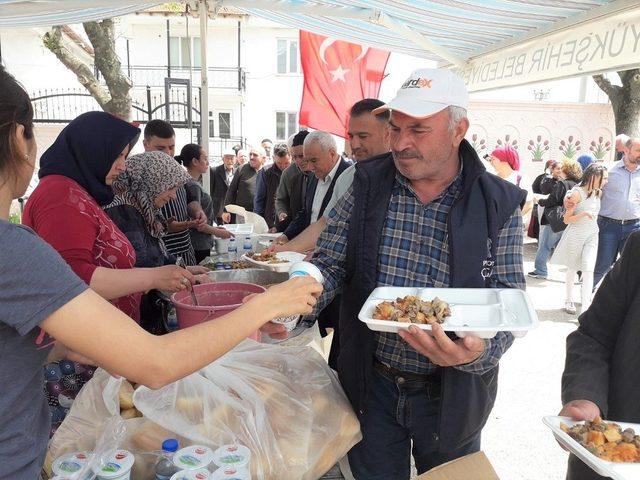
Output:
top-left (270, 314), bottom-right (300, 332)
top-left (215, 238), bottom-right (229, 254)
top-left (173, 445), bottom-right (214, 471)
top-left (212, 467), bottom-right (251, 480)
top-left (170, 469), bottom-right (211, 480)
top-left (288, 261), bottom-right (324, 284)
top-left (52, 451), bottom-right (92, 479)
top-left (212, 444), bottom-right (251, 469)
top-left (93, 449), bottom-right (135, 480)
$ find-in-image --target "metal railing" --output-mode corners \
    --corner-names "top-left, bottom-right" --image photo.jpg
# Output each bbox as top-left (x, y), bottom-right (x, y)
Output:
top-left (122, 65), bottom-right (245, 90)
top-left (30, 85), bottom-right (202, 128)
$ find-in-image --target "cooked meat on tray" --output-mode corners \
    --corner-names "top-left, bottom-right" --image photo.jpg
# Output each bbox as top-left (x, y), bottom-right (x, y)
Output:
top-left (561, 417), bottom-right (640, 463)
top-left (373, 295), bottom-right (451, 324)
top-left (246, 252), bottom-right (289, 264)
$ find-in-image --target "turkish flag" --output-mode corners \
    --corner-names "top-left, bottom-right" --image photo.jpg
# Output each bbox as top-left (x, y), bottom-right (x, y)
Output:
top-left (299, 31), bottom-right (390, 138)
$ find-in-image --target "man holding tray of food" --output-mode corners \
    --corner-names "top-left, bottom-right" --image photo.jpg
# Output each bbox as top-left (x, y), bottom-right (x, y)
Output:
top-left (559, 230), bottom-right (640, 479)
top-left (261, 68), bottom-right (527, 479)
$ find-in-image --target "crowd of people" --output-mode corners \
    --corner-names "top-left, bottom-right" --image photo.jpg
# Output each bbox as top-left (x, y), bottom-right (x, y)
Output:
top-left (2, 57), bottom-right (640, 480)
top-left (525, 134), bottom-right (640, 315)
top-left (0, 66), bottom-right (322, 480)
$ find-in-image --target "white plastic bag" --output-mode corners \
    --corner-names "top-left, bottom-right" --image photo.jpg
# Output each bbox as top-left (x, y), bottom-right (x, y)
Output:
top-left (133, 340), bottom-right (361, 479)
top-left (45, 370), bottom-right (126, 478)
top-left (46, 370), bottom-right (185, 479)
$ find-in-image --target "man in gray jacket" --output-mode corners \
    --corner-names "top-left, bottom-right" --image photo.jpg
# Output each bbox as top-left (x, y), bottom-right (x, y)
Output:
top-left (274, 130), bottom-right (310, 231)
top-left (560, 231), bottom-right (640, 479)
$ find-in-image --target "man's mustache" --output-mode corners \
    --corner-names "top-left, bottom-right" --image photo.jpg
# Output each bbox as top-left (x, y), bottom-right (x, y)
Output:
top-left (393, 150), bottom-right (423, 160)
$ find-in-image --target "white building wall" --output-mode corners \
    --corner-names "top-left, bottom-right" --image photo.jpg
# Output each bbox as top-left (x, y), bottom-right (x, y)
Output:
top-left (1, 13), bottom-right (617, 172)
top-left (466, 101), bottom-right (616, 182)
top-left (240, 17), bottom-right (302, 146)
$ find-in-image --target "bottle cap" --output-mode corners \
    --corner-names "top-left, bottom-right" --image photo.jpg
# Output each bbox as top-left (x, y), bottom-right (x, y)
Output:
top-left (162, 438), bottom-right (180, 453)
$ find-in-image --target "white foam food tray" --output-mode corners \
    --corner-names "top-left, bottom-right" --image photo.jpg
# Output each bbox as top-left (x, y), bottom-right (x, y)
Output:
top-left (222, 223), bottom-right (254, 234)
top-left (241, 251), bottom-right (306, 273)
top-left (543, 416), bottom-right (640, 480)
top-left (358, 287), bottom-right (538, 339)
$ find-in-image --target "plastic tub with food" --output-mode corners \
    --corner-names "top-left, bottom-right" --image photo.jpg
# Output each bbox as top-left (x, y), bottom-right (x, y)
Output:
top-left (171, 282), bottom-right (266, 340)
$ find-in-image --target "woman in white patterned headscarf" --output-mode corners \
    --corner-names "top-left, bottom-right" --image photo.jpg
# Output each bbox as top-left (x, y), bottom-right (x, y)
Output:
top-left (106, 151), bottom-right (192, 263)
top-left (104, 151), bottom-right (208, 333)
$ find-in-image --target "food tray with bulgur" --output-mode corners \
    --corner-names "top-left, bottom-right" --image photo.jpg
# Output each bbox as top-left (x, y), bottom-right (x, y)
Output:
top-left (544, 416), bottom-right (640, 480)
top-left (241, 251), bottom-right (306, 273)
top-left (358, 287), bottom-right (538, 339)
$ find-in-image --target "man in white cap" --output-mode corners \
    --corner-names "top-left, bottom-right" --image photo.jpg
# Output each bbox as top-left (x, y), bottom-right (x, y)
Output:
top-left (209, 149), bottom-right (237, 224)
top-left (261, 69), bottom-right (526, 478)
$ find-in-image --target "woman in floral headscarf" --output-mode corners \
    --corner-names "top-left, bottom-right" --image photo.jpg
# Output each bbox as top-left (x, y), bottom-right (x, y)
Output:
top-left (105, 151), bottom-right (209, 333)
top-left (105, 151), bottom-right (195, 266)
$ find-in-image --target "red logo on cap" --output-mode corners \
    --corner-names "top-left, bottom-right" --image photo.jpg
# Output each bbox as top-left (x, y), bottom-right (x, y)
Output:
top-left (402, 77), bottom-right (433, 89)
top-left (115, 452), bottom-right (126, 460)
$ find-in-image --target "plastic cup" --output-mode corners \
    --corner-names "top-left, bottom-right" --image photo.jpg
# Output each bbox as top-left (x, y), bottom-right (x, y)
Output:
top-left (52, 452), bottom-right (92, 479)
top-left (170, 469), bottom-right (211, 480)
top-left (173, 446), bottom-right (214, 471)
top-left (93, 450), bottom-right (135, 480)
top-left (288, 261), bottom-right (324, 284)
top-left (212, 466), bottom-right (251, 480)
top-left (270, 314), bottom-right (300, 332)
top-left (212, 444), bottom-right (251, 469)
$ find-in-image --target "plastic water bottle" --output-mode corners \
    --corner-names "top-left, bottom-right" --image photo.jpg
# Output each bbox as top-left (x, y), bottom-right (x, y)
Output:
top-left (166, 307), bottom-right (179, 332)
top-left (155, 438), bottom-right (180, 480)
top-left (242, 234), bottom-right (252, 255)
top-left (228, 237), bottom-right (237, 260)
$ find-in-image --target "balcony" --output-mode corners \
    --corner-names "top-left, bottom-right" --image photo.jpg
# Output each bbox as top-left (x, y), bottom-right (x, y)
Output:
top-left (103, 65), bottom-right (245, 91)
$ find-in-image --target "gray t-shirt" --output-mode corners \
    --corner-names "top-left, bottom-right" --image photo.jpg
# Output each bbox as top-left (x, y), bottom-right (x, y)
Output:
top-left (0, 220), bottom-right (87, 479)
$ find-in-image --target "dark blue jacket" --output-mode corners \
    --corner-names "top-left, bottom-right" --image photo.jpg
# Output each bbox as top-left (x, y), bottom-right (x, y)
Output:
top-left (338, 141), bottom-right (526, 451)
top-left (284, 157), bottom-right (350, 239)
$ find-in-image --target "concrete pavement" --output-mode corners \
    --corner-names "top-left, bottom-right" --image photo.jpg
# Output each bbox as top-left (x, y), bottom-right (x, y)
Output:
top-left (483, 240), bottom-right (586, 480)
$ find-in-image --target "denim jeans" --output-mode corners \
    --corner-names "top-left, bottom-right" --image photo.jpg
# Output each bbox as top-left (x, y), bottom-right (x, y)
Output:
top-left (593, 217), bottom-right (640, 287)
top-left (533, 225), bottom-right (563, 276)
top-left (347, 367), bottom-right (481, 480)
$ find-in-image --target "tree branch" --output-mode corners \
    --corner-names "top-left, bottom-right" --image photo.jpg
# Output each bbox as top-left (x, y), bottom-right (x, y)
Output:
top-left (618, 68), bottom-right (640, 89)
top-left (83, 19), bottom-right (132, 119)
top-left (42, 26), bottom-right (110, 109)
top-left (592, 73), bottom-right (619, 98)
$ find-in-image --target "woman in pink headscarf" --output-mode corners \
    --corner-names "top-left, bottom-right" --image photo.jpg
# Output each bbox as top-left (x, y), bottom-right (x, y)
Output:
top-left (487, 145), bottom-right (533, 216)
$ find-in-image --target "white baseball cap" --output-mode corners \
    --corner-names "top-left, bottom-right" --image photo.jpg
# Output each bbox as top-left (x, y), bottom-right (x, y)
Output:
top-left (222, 149), bottom-right (236, 157)
top-left (374, 68), bottom-right (468, 118)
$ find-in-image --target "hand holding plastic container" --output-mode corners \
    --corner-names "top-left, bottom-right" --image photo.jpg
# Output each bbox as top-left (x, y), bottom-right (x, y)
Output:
top-left (270, 262), bottom-right (325, 332)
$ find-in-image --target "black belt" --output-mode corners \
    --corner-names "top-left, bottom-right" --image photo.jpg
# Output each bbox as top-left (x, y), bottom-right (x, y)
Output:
top-left (598, 215), bottom-right (640, 226)
top-left (374, 359), bottom-right (441, 383)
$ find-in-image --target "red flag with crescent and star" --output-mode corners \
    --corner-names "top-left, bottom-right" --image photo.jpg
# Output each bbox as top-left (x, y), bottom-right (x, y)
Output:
top-left (299, 31), bottom-right (390, 138)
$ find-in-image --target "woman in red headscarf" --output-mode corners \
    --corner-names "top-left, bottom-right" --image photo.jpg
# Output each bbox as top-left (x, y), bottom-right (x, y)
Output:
top-left (487, 145), bottom-right (533, 216)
